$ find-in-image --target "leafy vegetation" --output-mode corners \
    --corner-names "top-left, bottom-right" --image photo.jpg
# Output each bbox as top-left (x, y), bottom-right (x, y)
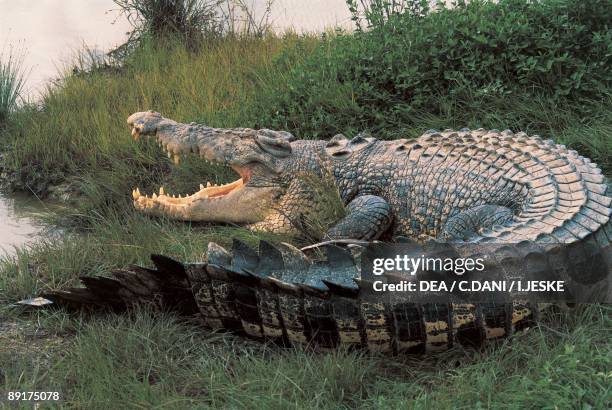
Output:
top-left (113, 0), bottom-right (228, 54)
top-left (347, 0), bottom-right (429, 30)
top-left (257, 0), bottom-right (612, 144)
top-left (0, 0), bottom-right (611, 407)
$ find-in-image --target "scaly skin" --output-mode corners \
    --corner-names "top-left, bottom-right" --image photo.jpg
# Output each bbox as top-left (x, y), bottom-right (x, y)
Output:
top-left (35, 111), bottom-right (612, 353)
top-left (44, 237), bottom-right (611, 352)
top-left (127, 111), bottom-right (611, 245)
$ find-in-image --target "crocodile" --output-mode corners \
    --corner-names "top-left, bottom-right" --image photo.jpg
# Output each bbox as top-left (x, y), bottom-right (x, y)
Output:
top-left (126, 111), bottom-right (611, 244)
top-left (35, 111), bottom-right (612, 352)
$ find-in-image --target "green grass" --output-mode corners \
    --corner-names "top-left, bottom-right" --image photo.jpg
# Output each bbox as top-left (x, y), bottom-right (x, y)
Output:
top-left (0, 46), bottom-right (26, 125)
top-left (2, 35), bottom-right (317, 203)
top-left (255, 0), bottom-right (612, 147)
top-left (2, 303), bottom-right (609, 408)
top-left (1, 1), bottom-right (611, 407)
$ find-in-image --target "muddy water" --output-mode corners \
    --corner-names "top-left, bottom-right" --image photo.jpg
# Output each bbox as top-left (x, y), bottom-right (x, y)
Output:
top-left (0, 193), bottom-right (50, 256)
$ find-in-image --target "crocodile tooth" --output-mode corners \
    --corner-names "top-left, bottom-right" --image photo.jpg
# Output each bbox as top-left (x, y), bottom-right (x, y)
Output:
top-left (167, 151), bottom-right (172, 158)
top-left (207, 182), bottom-right (211, 188)
top-left (200, 184), bottom-right (204, 190)
top-left (173, 154), bottom-right (180, 165)
top-left (135, 188), bottom-right (141, 196)
top-left (159, 187), bottom-right (165, 195)
top-left (132, 189), bottom-right (138, 199)
top-left (152, 193), bottom-right (157, 199)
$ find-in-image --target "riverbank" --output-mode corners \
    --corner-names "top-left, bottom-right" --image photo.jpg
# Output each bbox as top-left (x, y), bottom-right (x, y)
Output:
top-left (1, 0), bottom-right (611, 407)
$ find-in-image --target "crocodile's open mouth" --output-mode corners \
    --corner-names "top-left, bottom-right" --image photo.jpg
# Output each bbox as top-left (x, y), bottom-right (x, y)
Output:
top-left (131, 134), bottom-right (252, 210)
top-left (128, 115), bottom-right (280, 223)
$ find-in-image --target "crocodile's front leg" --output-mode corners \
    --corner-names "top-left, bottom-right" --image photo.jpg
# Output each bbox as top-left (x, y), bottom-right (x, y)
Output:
top-left (327, 195), bottom-right (392, 240)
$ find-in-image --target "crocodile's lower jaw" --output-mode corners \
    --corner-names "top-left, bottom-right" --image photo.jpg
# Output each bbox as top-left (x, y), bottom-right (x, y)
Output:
top-left (133, 177), bottom-right (245, 207)
top-left (131, 162), bottom-right (277, 223)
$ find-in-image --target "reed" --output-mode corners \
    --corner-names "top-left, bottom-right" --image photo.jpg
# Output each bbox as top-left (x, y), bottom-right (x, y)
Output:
top-left (0, 46), bottom-right (26, 125)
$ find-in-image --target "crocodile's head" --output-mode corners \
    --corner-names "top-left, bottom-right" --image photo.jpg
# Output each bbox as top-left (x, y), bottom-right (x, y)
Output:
top-left (127, 111), bottom-right (294, 223)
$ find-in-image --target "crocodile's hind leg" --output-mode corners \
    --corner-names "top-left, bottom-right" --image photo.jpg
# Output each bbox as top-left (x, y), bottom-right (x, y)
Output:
top-left (327, 195), bottom-right (392, 240)
top-left (438, 204), bottom-right (513, 241)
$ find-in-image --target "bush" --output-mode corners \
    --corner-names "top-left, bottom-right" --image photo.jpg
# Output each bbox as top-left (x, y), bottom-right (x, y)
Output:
top-left (113, 0), bottom-right (226, 53)
top-left (255, 0), bottom-right (612, 138)
top-left (346, 0), bottom-right (430, 31)
top-left (111, 0), bottom-right (275, 56)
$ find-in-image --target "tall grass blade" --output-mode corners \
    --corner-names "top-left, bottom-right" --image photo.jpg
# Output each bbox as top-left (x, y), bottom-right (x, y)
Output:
top-left (0, 46), bottom-right (27, 125)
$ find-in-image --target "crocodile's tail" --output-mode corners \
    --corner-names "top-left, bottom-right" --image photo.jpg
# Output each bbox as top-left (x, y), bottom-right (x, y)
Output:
top-left (41, 237), bottom-right (611, 353)
top-left (43, 254), bottom-right (199, 315)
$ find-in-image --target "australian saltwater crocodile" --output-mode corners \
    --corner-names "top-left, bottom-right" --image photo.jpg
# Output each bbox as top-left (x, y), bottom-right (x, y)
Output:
top-left (125, 111), bottom-right (611, 244)
top-left (38, 111), bottom-right (612, 353)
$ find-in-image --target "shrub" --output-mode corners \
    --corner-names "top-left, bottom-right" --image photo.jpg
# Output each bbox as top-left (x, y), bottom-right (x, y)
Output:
top-left (113, 0), bottom-right (226, 52)
top-left (255, 0), bottom-right (612, 138)
top-left (111, 0), bottom-right (275, 56)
